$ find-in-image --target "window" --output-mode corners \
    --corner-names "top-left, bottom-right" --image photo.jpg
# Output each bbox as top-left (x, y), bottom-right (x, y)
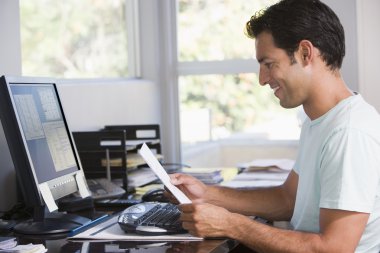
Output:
top-left (177, 0), bottom-right (301, 163)
top-left (178, 0), bottom-right (275, 61)
top-left (179, 73), bottom-right (300, 142)
top-left (20, 0), bottom-right (131, 78)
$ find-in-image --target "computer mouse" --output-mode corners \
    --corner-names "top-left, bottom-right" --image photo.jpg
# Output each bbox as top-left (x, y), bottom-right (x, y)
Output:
top-left (141, 188), bottom-right (168, 202)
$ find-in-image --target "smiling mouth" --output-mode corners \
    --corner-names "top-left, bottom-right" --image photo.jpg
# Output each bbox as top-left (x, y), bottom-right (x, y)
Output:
top-left (272, 86), bottom-right (280, 94)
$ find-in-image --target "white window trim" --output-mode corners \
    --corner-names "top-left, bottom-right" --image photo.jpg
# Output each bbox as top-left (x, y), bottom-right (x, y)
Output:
top-left (178, 59), bottom-right (259, 76)
top-left (126, 0), bottom-right (141, 78)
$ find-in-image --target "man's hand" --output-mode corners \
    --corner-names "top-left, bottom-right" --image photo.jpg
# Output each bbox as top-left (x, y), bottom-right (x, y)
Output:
top-left (167, 173), bottom-right (208, 202)
top-left (179, 202), bottom-right (236, 238)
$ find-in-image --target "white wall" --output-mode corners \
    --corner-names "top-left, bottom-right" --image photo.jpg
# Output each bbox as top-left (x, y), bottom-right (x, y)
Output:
top-left (325, 0), bottom-right (358, 91)
top-left (0, 0), bottom-right (21, 76)
top-left (57, 79), bottom-right (160, 131)
top-left (356, 0), bottom-right (380, 110)
top-left (0, 0), bottom-right (21, 212)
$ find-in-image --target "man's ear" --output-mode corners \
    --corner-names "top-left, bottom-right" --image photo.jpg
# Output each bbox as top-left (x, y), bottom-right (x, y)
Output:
top-left (298, 40), bottom-right (314, 65)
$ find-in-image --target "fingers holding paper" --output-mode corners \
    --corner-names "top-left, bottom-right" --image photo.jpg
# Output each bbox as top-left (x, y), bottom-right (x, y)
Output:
top-left (169, 173), bottom-right (239, 238)
top-left (179, 203), bottom-right (234, 238)
top-left (169, 173), bottom-right (207, 202)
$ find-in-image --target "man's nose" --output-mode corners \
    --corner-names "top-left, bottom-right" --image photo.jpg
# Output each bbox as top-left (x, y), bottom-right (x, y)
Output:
top-left (259, 67), bottom-right (270, 86)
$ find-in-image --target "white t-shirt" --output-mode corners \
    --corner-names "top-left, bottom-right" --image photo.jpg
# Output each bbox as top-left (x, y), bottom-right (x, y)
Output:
top-left (291, 94), bottom-right (380, 253)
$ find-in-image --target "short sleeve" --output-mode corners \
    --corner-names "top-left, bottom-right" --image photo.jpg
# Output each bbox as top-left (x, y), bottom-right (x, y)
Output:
top-left (319, 128), bottom-right (380, 213)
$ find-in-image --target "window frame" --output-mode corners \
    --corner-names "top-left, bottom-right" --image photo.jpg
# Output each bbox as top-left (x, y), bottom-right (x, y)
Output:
top-left (178, 59), bottom-right (259, 76)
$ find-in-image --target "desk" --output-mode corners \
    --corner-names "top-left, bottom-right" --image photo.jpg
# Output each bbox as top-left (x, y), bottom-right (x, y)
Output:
top-left (13, 235), bottom-right (241, 253)
top-left (1, 165), bottom-right (284, 252)
top-left (1, 210), bottom-right (241, 253)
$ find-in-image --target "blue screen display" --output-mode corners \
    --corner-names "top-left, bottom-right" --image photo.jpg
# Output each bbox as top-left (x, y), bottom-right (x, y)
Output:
top-left (11, 84), bottom-right (78, 183)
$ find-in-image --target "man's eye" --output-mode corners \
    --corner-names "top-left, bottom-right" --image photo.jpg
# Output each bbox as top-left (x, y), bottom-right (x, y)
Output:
top-left (265, 63), bottom-right (273, 69)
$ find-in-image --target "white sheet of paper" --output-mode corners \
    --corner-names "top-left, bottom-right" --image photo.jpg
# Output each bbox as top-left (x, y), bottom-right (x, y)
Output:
top-left (138, 143), bottom-right (191, 204)
top-left (39, 182), bottom-right (58, 212)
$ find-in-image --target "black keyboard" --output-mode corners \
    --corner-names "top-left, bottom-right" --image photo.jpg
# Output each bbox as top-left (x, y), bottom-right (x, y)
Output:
top-left (117, 202), bottom-right (185, 235)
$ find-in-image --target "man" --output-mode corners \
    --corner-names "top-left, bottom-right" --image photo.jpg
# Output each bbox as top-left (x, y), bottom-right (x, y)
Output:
top-left (169, 0), bottom-right (380, 252)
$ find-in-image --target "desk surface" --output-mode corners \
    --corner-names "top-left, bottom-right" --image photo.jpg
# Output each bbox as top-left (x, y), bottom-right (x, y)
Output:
top-left (1, 166), bottom-right (280, 252)
top-left (15, 236), bottom-right (240, 253)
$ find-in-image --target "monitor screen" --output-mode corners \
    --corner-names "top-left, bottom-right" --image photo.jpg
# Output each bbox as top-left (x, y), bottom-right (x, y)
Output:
top-left (11, 84), bottom-right (79, 183)
top-left (0, 76), bottom-right (90, 235)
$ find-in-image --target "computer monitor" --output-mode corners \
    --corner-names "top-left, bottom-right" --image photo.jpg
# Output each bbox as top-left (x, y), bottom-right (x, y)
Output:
top-left (0, 75), bottom-right (90, 236)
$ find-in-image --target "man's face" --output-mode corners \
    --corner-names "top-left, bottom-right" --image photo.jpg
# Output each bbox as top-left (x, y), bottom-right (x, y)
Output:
top-left (255, 32), bottom-right (309, 109)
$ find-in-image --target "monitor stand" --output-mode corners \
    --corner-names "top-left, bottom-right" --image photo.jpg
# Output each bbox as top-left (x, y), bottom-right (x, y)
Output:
top-left (13, 205), bottom-right (91, 238)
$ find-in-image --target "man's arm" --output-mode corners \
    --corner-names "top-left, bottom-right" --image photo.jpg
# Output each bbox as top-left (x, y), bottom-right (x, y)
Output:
top-left (180, 204), bottom-right (369, 253)
top-left (176, 170), bottom-right (369, 252)
top-left (206, 170), bottom-right (298, 220)
top-left (171, 170), bottom-right (298, 221)
top-left (230, 208), bottom-right (368, 252)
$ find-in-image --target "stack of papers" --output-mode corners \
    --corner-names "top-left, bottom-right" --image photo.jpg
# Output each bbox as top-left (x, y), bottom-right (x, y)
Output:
top-left (100, 154), bottom-right (164, 169)
top-left (135, 183), bottom-right (163, 196)
top-left (181, 168), bottom-right (223, 184)
top-left (0, 243), bottom-right (46, 253)
top-left (0, 237), bottom-right (17, 251)
top-left (221, 171), bottom-right (289, 188)
top-left (237, 159), bottom-right (294, 172)
top-left (222, 159), bottom-right (294, 189)
top-left (181, 167), bottom-right (239, 184)
top-left (128, 167), bottom-right (158, 187)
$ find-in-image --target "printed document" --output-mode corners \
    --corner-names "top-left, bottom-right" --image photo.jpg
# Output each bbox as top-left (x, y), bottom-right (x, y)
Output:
top-left (138, 143), bottom-right (191, 204)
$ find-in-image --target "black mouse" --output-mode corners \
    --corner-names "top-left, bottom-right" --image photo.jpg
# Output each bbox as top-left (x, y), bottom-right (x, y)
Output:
top-left (141, 188), bottom-right (168, 202)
